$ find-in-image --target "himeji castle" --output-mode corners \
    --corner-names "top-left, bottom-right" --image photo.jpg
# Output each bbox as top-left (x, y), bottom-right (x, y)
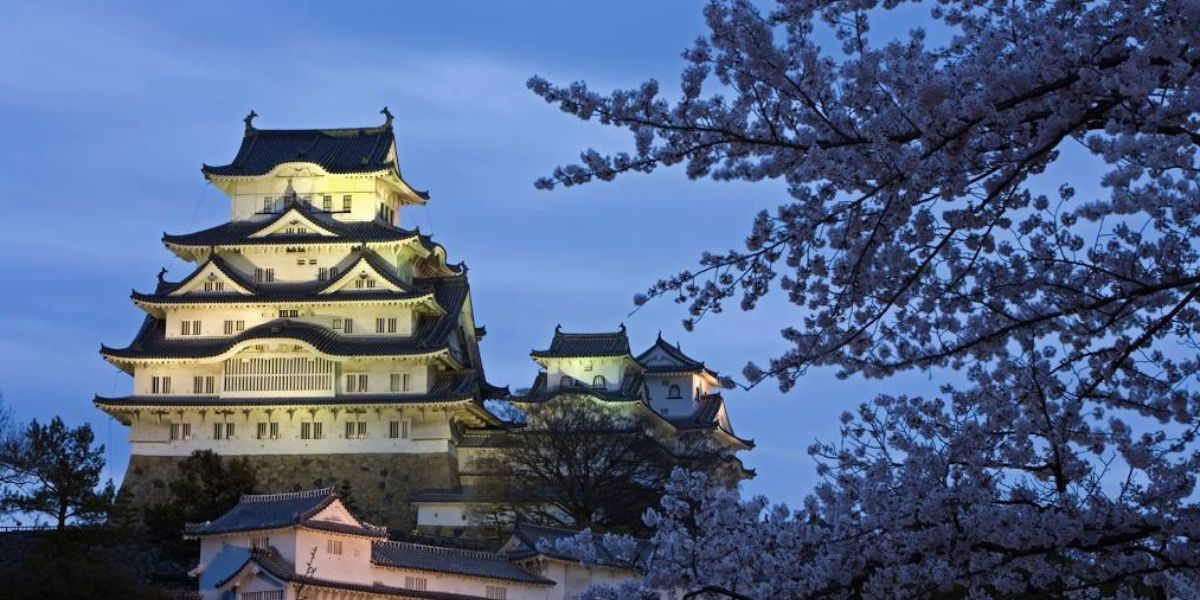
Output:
top-left (95, 110), bottom-right (752, 535)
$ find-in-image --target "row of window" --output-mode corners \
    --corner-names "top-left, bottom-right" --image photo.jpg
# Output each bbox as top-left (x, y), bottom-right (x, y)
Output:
top-left (261, 194), bottom-right (353, 214)
top-left (166, 419), bottom-right (412, 441)
top-left (148, 372), bottom-right (413, 395)
top-left (173, 313), bottom-right (403, 338)
top-left (240, 591), bottom-right (283, 600)
top-left (560, 375), bottom-right (608, 389)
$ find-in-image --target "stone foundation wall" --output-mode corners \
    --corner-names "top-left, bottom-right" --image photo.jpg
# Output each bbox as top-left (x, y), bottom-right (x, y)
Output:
top-left (119, 453), bottom-right (460, 531)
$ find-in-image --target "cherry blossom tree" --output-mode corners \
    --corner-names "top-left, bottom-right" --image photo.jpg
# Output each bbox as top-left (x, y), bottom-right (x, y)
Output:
top-left (531, 0), bottom-right (1200, 597)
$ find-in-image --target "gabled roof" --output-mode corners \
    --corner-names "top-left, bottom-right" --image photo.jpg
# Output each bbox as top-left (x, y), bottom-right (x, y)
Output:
top-left (201, 114), bottom-right (428, 201)
top-left (184, 488), bottom-right (385, 537)
top-left (162, 199), bottom-right (427, 251)
top-left (104, 275), bottom-right (470, 366)
top-left (220, 547), bottom-right (511, 600)
top-left (662, 394), bottom-right (755, 449)
top-left (504, 523), bottom-right (651, 571)
top-left (132, 250), bottom-right (432, 310)
top-left (372, 541), bottom-right (553, 585)
top-left (530, 325), bottom-right (632, 360)
top-left (636, 333), bottom-right (719, 379)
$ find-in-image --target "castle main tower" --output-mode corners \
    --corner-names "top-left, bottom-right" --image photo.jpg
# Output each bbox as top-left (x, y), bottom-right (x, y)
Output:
top-left (96, 111), bottom-right (500, 528)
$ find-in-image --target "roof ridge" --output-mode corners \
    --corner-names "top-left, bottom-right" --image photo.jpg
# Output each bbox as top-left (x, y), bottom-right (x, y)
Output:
top-left (240, 487), bottom-right (336, 502)
top-left (377, 539), bottom-right (509, 562)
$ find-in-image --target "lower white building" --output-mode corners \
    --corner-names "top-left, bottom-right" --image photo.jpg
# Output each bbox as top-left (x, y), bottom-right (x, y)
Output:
top-left (187, 488), bottom-right (644, 600)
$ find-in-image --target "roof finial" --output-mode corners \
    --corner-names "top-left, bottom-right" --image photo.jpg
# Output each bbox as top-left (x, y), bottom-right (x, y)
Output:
top-left (619, 323), bottom-right (626, 332)
top-left (243, 109), bottom-right (258, 133)
top-left (380, 106), bottom-right (394, 127)
top-left (656, 330), bottom-right (663, 341)
top-left (555, 323), bottom-right (562, 333)
top-left (157, 267), bottom-right (168, 284)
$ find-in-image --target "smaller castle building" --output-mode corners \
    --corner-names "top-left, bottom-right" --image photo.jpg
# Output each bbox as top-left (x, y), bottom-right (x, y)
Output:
top-left (188, 488), bottom-right (643, 600)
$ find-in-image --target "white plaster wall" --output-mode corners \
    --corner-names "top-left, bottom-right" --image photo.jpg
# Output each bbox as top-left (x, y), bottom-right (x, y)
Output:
top-left (127, 406), bottom-right (454, 456)
top-left (131, 356), bottom-right (433, 398)
top-left (645, 373), bottom-right (703, 417)
top-left (542, 358), bottom-right (629, 393)
top-left (415, 502), bottom-right (471, 527)
top-left (222, 171), bottom-right (400, 225)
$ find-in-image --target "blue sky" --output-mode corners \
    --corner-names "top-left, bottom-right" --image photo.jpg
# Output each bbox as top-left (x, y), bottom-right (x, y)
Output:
top-left (0, 0), bottom-right (957, 508)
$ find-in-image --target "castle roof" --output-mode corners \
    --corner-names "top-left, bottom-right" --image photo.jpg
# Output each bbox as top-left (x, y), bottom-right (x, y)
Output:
top-left (103, 275), bottom-right (470, 365)
top-left (372, 541), bottom-right (553, 585)
top-left (635, 333), bottom-right (719, 379)
top-left (184, 487), bottom-right (385, 537)
top-left (201, 114), bottom-right (428, 201)
top-left (530, 325), bottom-right (632, 360)
top-left (132, 251), bottom-right (433, 309)
top-left (161, 199), bottom-right (431, 251)
top-left (216, 547), bottom-right (517, 600)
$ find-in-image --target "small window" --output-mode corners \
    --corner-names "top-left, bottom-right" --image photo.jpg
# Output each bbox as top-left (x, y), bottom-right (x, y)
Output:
top-left (169, 423), bottom-right (191, 441)
top-left (279, 309), bottom-right (299, 318)
top-left (224, 320), bottom-right (234, 335)
top-left (250, 536), bottom-right (270, 550)
top-left (308, 259), bottom-right (317, 265)
top-left (592, 375), bottom-right (607, 389)
top-left (301, 421), bottom-right (324, 440)
top-left (326, 539), bottom-right (343, 555)
top-left (344, 318), bottom-right (354, 333)
top-left (342, 195), bottom-right (352, 211)
top-left (345, 421), bottom-right (367, 439)
top-left (388, 420), bottom-right (411, 439)
top-left (667, 384), bottom-right (682, 399)
top-left (390, 373), bottom-right (401, 392)
top-left (330, 267), bottom-right (340, 280)
top-left (387, 318), bottom-right (397, 333)
top-left (151, 376), bottom-right (172, 394)
top-left (346, 374), bottom-right (369, 393)
top-left (559, 376), bottom-right (572, 388)
top-left (485, 586), bottom-right (507, 600)
top-left (262, 197), bottom-right (273, 213)
top-left (404, 577), bottom-right (427, 591)
top-left (193, 376), bottom-right (215, 394)
top-left (375, 318), bottom-right (385, 333)
top-left (319, 267), bottom-right (329, 281)
top-left (257, 422), bottom-right (278, 440)
top-left (322, 195), bottom-right (333, 211)
top-left (332, 318), bottom-right (343, 331)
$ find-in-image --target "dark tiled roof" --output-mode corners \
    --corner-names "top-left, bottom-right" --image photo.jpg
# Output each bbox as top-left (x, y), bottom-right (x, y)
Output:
top-left (372, 541), bottom-right (553, 585)
top-left (133, 251), bottom-right (430, 307)
top-left (518, 370), bottom-right (645, 404)
top-left (231, 548), bottom-right (508, 600)
top-left (636, 334), bottom-right (718, 378)
top-left (530, 325), bottom-right (632, 359)
top-left (505, 523), bottom-right (651, 570)
top-left (95, 371), bottom-right (481, 409)
top-left (103, 276), bottom-right (469, 362)
top-left (661, 394), bottom-right (755, 448)
top-left (201, 123), bottom-right (425, 194)
top-left (185, 488), bottom-right (338, 536)
top-left (162, 200), bottom-right (424, 249)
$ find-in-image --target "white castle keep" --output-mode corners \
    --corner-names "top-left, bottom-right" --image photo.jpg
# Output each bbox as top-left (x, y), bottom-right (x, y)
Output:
top-left (96, 111), bottom-right (752, 534)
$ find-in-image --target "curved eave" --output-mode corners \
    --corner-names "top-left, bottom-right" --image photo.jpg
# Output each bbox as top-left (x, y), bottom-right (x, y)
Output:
top-left (130, 290), bottom-right (438, 316)
top-left (508, 391), bottom-right (642, 406)
top-left (162, 236), bottom-right (424, 260)
top-left (95, 395), bottom-right (481, 425)
top-left (100, 342), bottom-right (460, 370)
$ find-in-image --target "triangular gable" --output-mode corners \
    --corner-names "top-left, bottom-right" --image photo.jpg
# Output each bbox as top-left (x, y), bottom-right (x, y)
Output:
top-left (639, 345), bottom-right (691, 370)
top-left (320, 255), bottom-right (406, 295)
top-left (249, 207), bottom-right (339, 239)
top-left (169, 260), bottom-right (253, 296)
top-left (308, 498), bottom-right (361, 527)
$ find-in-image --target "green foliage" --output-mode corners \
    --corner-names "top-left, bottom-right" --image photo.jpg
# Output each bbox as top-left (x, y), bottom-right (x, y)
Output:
top-left (143, 449), bottom-right (257, 545)
top-left (0, 417), bottom-right (114, 528)
top-left (0, 528), bottom-right (174, 600)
